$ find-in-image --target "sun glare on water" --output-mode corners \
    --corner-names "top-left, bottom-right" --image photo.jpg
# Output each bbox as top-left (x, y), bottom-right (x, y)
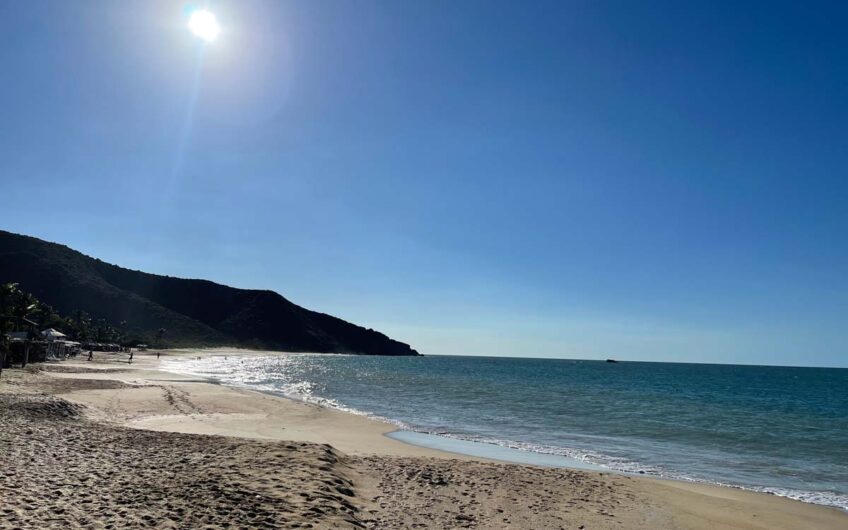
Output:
top-left (187, 9), bottom-right (220, 42)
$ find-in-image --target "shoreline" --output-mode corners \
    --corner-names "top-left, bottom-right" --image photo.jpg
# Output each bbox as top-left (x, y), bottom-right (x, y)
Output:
top-left (159, 348), bottom-right (848, 513)
top-left (2, 348), bottom-right (846, 529)
top-left (158, 349), bottom-right (607, 468)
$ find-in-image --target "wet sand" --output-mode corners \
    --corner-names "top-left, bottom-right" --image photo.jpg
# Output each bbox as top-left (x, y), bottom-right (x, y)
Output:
top-left (0, 350), bottom-right (845, 529)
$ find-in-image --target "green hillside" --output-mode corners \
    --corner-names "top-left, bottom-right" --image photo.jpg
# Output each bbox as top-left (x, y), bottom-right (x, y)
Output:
top-left (0, 230), bottom-right (418, 355)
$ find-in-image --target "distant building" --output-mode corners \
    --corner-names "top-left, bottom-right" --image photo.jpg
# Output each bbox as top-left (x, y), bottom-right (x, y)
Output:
top-left (41, 328), bottom-right (68, 342)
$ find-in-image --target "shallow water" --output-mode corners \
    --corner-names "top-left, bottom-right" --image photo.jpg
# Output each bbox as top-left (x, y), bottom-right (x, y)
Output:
top-left (163, 353), bottom-right (848, 510)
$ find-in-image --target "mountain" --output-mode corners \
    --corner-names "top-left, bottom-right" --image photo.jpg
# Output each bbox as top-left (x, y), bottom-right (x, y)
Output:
top-left (0, 230), bottom-right (419, 355)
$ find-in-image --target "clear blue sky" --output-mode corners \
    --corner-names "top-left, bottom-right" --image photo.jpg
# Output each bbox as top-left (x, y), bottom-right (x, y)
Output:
top-left (1, 1), bottom-right (846, 366)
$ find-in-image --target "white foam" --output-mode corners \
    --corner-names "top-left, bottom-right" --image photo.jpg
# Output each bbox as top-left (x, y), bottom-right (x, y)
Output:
top-left (159, 355), bottom-right (848, 512)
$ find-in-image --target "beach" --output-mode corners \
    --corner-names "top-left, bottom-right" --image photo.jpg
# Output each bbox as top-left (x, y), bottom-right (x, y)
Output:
top-left (1, 350), bottom-right (845, 529)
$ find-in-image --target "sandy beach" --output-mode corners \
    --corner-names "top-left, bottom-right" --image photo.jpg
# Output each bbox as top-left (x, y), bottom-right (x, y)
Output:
top-left (1, 349), bottom-right (845, 529)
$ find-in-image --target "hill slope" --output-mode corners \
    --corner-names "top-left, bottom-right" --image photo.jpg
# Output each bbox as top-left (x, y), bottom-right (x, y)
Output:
top-left (0, 230), bottom-right (418, 355)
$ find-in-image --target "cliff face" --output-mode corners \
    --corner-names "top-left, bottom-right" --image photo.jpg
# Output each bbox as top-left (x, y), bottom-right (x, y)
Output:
top-left (0, 230), bottom-right (419, 355)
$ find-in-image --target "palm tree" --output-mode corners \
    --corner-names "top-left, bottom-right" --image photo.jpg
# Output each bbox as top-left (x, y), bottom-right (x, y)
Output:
top-left (156, 328), bottom-right (167, 349)
top-left (14, 290), bottom-right (37, 368)
top-left (118, 320), bottom-right (127, 345)
top-left (73, 310), bottom-right (91, 341)
top-left (0, 332), bottom-right (6, 377)
top-left (0, 283), bottom-right (38, 369)
top-left (0, 283), bottom-right (22, 323)
top-left (0, 283), bottom-right (20, 376)
top-left (12, 291), bottom-right (37, 321)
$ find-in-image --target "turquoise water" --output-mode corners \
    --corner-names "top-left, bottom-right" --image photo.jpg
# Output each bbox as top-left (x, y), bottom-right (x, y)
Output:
top-left (163, 354), bottom-right (848, 510)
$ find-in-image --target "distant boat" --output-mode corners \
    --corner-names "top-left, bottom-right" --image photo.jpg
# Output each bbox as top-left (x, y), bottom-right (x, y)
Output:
top-left (605, 359), bottom-right (618, 363)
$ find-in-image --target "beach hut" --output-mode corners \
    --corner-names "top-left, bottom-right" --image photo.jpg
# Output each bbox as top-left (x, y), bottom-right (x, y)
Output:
top-left (41, 328), bottom-right (70, 359)
top-left (41, 328), bottom-right (67, 342)
top-left (0, 316), bottom-right (39, 370)
top-left (6, 331), bottom-right (28, 341)
top-left (45, 339), bottom-right (79, 360)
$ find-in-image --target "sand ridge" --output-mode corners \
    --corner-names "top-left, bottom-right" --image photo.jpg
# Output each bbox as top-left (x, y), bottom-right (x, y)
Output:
top-left (356, 456), bottom-right (657, 529)
top-left (0, 371), bottom-right (369, 529)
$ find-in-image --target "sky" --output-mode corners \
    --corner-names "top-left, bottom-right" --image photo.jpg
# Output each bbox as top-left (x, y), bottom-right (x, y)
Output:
top-left (1, 1), bottom-right (846, 367)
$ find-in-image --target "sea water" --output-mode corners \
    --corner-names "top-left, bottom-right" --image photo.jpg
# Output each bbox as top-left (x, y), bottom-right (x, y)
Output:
top-left (162, 353), bottom-right (848, 510)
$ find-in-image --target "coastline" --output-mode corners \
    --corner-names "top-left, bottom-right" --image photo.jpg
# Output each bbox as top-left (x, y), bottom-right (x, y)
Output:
top-left (159, 349), bottom-right (848, 511)
top-left (2, 348), bottom-right (845, 529)
top-left (154, 349), bottom-right (606, 468)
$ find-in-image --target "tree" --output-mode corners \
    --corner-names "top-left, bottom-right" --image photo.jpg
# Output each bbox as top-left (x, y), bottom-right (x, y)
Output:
top-left (0, 283), bottom-right (38, 369)
top-left (30, 302), bottom-right (62, 330)
top-left (0, 283), bottom-right (21, 376)
top-left (156, 328), bottom-right (167, 348)
top-left (92, 318), bottom-right (120, 344)
top-left (0, 283), bottom-right (18, 334)
top-left (0, 282), bottom-right (140, 373)
top-left (0, 331), bottom-right (6, 377)
top-left (117, 320), bottom-right (128, 345)
top-left (73, 310), bottom-right (92, 341)
top-left (12, 290), bottom-right (37, 322)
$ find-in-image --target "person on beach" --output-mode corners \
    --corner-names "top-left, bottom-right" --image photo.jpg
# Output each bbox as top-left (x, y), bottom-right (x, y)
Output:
top-left (128, 351), bottom-right (133, 364)
top-left (87, 350), bottom-right (93, 361)
top-left (157, 351), bottom-right (160, 359)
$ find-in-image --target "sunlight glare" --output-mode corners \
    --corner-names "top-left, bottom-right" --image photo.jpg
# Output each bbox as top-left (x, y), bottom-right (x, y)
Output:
top-left (187, 9), bottom-right (220, 43)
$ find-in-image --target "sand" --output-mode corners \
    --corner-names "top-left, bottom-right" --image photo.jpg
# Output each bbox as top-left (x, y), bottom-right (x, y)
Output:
top-left (1, 349), bottom-right (845, 529)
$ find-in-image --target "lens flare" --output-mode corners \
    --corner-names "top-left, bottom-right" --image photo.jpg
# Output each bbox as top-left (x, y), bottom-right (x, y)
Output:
top-left (187, 10), bottom-right (220, 42)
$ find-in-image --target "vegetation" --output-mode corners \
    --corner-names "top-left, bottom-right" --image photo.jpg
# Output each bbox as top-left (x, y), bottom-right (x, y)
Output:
top-left (0, 282), bottom-right (134, 374)
top-left (0, 230), bottom-right (419, 356)
top-left (0, 283), bottom-right (126, 343)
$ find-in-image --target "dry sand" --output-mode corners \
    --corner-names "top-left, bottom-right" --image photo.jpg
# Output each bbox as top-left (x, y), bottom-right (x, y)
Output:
top-left (1, 349), bottom-right (845, 529)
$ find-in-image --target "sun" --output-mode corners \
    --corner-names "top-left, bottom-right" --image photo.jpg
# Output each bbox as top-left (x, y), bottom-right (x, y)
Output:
top-left (187, 9), bottom-right (220, 43)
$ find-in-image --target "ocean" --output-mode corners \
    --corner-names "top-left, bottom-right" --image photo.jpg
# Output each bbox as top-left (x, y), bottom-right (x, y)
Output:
top-left (162, 353), bottom-right (848, 510)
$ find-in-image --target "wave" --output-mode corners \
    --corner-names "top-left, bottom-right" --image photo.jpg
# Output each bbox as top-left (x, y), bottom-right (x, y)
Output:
top-left (160, 356), bottom-right (848, 512)
top-left (257, 374), bottom-right (848, 511)
top-left (452, 435), bottom-right (848, 510)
